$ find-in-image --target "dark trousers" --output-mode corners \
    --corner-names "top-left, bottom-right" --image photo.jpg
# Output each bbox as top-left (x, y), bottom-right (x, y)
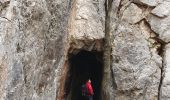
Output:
top-left (88, 96), bottom-right (93, 100)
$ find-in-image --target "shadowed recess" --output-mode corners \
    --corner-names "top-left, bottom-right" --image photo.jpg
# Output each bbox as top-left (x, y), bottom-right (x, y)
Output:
top-left (64, 50), bottom-right (103, 100)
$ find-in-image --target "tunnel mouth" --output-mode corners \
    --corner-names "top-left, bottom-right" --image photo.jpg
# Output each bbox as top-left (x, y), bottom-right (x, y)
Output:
top-left (64, 50), bottom-right (103, 100)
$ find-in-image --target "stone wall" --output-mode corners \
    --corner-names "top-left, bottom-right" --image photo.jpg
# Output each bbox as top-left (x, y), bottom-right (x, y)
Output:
top-left (110, 0), bottom-right (170, 99)
top-left (0, 0), bottom-right (71, 99)
top-left (0, 0), bottom-right (170, 100)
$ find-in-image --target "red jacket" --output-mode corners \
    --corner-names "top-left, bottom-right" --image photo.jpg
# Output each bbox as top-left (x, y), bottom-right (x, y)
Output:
top-left (86, 81), bottom-right (94, 96)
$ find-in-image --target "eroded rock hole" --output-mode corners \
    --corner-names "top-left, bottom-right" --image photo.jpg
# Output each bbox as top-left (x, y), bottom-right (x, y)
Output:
top-left (65, 50), bottom-right (103, 100)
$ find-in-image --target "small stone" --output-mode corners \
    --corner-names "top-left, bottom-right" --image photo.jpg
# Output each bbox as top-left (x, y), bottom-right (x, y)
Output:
top-left (133, 0), bottom-right (162, 7)
top-left (151, 1), bottom-right (170, 17)
top-left (148, 15), bottom-right (170, 42)
top-left (122, 3), bottom-right (143, 24)
top-left (161, 43), bottom-right (170, 99)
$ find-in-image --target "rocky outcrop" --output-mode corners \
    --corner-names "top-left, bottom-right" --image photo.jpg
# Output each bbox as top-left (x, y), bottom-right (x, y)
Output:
top-left (112, 21), bottom-right (162, 100)
top-left (0, 0), bottom-right (170, 100)
top-left (69, 0), bottom-right (105, 52)
top-left (151, 1), bottom-right (170, 18)
top-left (72, 0), bottom-right (105, 40)
top-left (0, 0), bottom-right (71, 99)
top-left (134, 0), bottom-right (162, 7)
top-left (122, 3), bottom-right (143, 24)
top-left (147, 0), bottom-right (170, 43)
top-left (160, 44), bottom-right (170, 100)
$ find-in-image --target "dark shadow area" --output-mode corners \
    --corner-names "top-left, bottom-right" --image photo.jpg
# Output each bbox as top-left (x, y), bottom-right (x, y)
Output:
top-left (64, 50), bottom-right (103, 100)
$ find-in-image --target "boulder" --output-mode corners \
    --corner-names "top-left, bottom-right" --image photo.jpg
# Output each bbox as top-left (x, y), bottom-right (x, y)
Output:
top-left (122, 3), bottom-right (143, 24)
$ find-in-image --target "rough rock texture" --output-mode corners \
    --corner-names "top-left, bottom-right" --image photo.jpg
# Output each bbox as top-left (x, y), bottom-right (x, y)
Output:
top-left (148, 14), bottom-right (170, 43)
top-left (112, 22), bottom-right (162, 100)
top-left (0, 0), bottom-right (170, 100)
top-left (133, 0), bottom-right (162, 7)
top-left (72, 0), bottom-right (105, 40)
top-left (160, 44), bottom-right (170, 100)
top-left (122, 3), bottom-right (143, 24)
top-left (0, 0), bottom-right (71, 99)
top-left (148, 1), bottom-right (170, 43)
top-left (69, 0), bottom-right (105, 52)
top-left (151, 1), bottom-right (170, 18)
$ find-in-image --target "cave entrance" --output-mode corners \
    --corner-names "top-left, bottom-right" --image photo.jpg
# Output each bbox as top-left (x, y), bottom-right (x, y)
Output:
top-left (65, 50), bottom-right (103, 100)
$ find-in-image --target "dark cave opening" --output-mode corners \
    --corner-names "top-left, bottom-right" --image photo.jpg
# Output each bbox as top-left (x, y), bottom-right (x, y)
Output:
top-left (64, 50), bottom-right (103, 100)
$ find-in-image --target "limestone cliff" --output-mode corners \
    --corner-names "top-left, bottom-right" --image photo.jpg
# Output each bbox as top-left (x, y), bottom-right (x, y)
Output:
top-left (0, 0), bottom-right (170, 100)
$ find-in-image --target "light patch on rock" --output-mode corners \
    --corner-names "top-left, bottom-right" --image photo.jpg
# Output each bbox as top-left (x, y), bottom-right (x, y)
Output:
top-left (161, 43), bottom-right (170, 99)
top-left (122, 3), bottom-right (143, 24)
top-left (133, 0), bottom-right (163, 7)
top-left (0, 0), bottom-right (10, 3)
top-left (112, 22), bottom-right (161, 100)
top-left (139, 20), bottom-right (151, 39)
top-left (151, 1), bottom-right (170, 17)
top-left (4, 0), bottom-right (17, 20)
top-left (0, 0), bottom-right (71, 99)
top-left (148, 15), bottom-right (170, 42)
top-left (73, 0), bottom-right (105, 40)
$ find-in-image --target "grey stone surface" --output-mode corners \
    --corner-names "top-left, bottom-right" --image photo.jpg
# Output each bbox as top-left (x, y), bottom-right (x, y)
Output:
top-left (68, 0), bottom-right (105, 52)
top-left (0, 0), bottom-right (70, 99)
top-left (0, 0), bottom-right (170, 100)
top-left (151, 1), bottom-right (170, 17)
top-left (160, 43), bottom-right (170, 100)
top-left (147, 1), bottom-right (170, 43)
top-left (112, 22), bottom-right (161, 100)
top-left (73, 0), bottom-right (105, 40)
top-left (148, 14), bottom-right (170, 43)
top-left (133, 0), bottom-right (162, 7)
top-left (122, 3), bottom-right (143, 24)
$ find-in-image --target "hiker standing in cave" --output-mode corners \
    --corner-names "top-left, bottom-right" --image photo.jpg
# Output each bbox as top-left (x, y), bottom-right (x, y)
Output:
top-left (85, 79), bottom-right (94, 100)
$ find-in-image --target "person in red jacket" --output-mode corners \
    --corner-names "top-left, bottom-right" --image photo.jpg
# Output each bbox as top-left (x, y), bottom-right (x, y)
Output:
top-left (85, 79), bottom-right (94, 100)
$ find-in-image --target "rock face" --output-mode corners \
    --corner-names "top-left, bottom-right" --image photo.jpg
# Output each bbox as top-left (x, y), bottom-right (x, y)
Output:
top-left (148, 1), bottom-right (170, 43)
top-left (160, 44), bottom-right (170, 100)
top-left (122, 3), bottom-right (143, 24)
top-left (0, 0), bottom-right (71, 99)
top-left (134, 0), bottom-right (162, 7)
top-left (112, 22), bottom-right (162, 100)
top-left (73, 0), bottom-right (105, 40)
top-left (69, 0), bottom-right (105, 51)
top-left (151, 1), bottom-right (170, 18)
top-left (0, 0), bottom-right (170, 100)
